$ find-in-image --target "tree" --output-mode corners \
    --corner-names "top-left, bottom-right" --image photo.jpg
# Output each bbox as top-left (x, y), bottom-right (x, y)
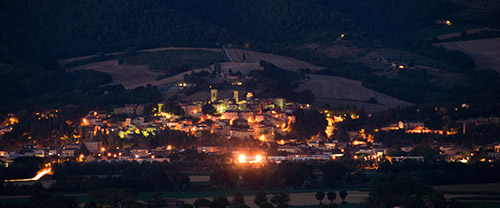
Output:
top-left (194, 198), bottom-right (212, 208)
top-left (259, 201), bottom-right (274, 208)
top-left (270, 192), bottom-right (290, 208)
top-left (254, 191), bottom-right (267, 206)
top-left (231, 192), bottom-right (245, 207)
top-left (291, 109), bottom-right (327, 140)
top-left (326, 191), bottom-right (337, 204)
top-left (235, 204), bottom-right (250, 208)
top-left (202, 104), bottom-right (216, 115)
top-left (209, 167), bottom-right (238, 188)
top-left (320, 161), bottom-right (349, 185)
top-left (315, 191), bottom-right (325, 204)
top-left (147, 192), bottom-right (167, 208)
top-left (211, 196), bottom-right (230, 208)
top-left (339, 191), bottom-right (348, 203)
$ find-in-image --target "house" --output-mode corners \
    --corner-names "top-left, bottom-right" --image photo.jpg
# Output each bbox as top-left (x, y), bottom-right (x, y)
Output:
top-left (400, 146), bottom-right (414, 152)
top-left (399, 121), bottom-right (424, 129)
top-left (62, 149), bottom-right (76, 158)
top-left (113, 104), bottom-right (144, 115)
top-left (165, 198), bottom-right (185, 208)
top-left (130, 147), bottom-right (150, 157)
top-left (85, 141), bottom-right (103, 153)
top-left (277, 146), bottom-right (301, 154)
top-left (324, 143), bottom-right (337, 150)
top-left (388, 156), bottom-right (424, 163)
top-left (197, 146), bottom-right (228, 155)
top-left (0, 126), bottom-right (13, 135)
top-left (34, 149), bottom-right (46, 157)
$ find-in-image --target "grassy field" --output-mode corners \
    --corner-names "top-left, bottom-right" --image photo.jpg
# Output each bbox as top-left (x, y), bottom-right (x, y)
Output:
top-left (0, 188), bottom-right (366, 206)
top-left (64, 49), bottom-right (220, 89)
top-left (434, 183), bottom-right (500, 207)
top-left (227, 48), bottom-right (324, 72)
top-left (295, 74), bottom-right (412, 112)
top-left (434, 183), bottom-right (500, 195)
top-left (6, 184), bottom-right (500, 207)
top-left (434, 37), bottom-right (500, 73)
top-left (411, 25), bottom-right (478, 40)
top-left (124, 50), bottom-right (226, 71)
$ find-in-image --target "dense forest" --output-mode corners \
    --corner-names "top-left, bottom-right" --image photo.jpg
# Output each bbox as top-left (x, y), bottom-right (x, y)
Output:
top-left (3, 0), bottom-right (495, 65)
top-left (1, 0), bottom-right (500, 116)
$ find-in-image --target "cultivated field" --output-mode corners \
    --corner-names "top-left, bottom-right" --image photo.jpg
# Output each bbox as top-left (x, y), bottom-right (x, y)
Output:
top-left (66, 59), bottom-right (211, 89)
top-left (434, 183), bottom-right (500, 193)
top-left (227, 48), bottom-right (324, 72)
top-left (434, 37), bottom-right (500, 72)
top-left (62, 47), bottom-right (223, 89)
top-left (296, 74), bottom-right (412, 111)
top-left (219, 62), bottom-right (262, 74)
top-left (434, 27), bottom-right (499, 40)
top-left (179, 191), bottom-right (367, 208)
top-left (62, 47), bottom-right (325, 90)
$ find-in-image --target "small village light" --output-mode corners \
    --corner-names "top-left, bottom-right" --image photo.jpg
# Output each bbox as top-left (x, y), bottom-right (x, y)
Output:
top-left (238, 154), bottom-right (246, 163)
top-left (255, 154), bottom-right (263, 163)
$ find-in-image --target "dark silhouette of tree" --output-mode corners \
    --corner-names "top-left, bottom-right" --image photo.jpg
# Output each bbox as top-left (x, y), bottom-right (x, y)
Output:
top-left (254, 191), bottom-right (267, 206)
top-left (270, 191), bottom-right (290, 208)
top-left (231, 192), bottom-right (245, 207)
top-left (147, 192), bottom-right (167, 208)
top-left (315, 191), bottom-right (325, 204)
top-left (259, 201), bottom-right (273, 208)
top-left (194, 198), bottom-right (212, 208)
top-left (211, 196), bottom-right (230, 208)
top-left (339, 190), bottom-right (348, 203)
top-left (327, 191), bottom-right (337, 204)
top-left (202, 104), bottom-right (216, 115)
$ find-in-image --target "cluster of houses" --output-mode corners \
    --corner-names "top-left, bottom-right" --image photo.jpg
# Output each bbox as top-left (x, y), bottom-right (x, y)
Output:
top-left (2, 86), bottom-right (500, 167)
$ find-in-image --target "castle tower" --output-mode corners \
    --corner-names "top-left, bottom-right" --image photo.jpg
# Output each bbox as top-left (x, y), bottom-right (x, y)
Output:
top-left (210, 89), bottom-right (218, 102)
top-left (233, 90), bottom-right (239, 103)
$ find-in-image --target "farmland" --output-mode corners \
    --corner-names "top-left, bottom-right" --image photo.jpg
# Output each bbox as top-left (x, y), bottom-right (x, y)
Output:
top-left (227, 48), bottom-right (324, 72)
top-left (434, 183), bottom-right (500, 207)
top-left (434, 37), bottom-right (500, 72)
top-left (296, 74), bottom-right (412, 112)
top-left (62, 48), bottom-right (224, 89)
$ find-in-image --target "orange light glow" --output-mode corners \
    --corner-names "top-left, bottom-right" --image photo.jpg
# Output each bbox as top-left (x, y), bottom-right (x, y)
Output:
top-left (82, 118), bottom-right (89, 126)
top-left (255, 154), bottom-right (263, 162)
top-left (167, 145), bottom-right (173, 150)
top-left (238, 154), bottom-right (246, 163)
top-left (5, 164), bottom-right (52, 182)
top-left (101, 147), bottom-right (105, 152)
